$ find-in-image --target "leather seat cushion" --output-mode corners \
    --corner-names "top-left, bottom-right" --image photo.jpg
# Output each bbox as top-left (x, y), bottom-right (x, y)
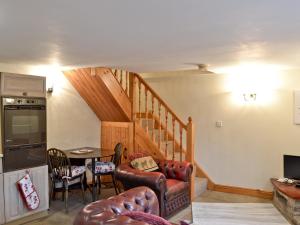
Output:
top-left (165, 179), bottom-right (189, 201)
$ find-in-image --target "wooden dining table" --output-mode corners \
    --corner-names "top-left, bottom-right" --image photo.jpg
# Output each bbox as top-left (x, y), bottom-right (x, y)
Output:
top-left (63, 147), bottom-right (113, 201)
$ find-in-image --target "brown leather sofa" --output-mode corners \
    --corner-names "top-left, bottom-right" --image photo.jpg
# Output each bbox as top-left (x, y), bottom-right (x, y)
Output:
top-left (115, 160), bottom-right (193, 218)
top-left (74, 186), bottom-right (164, 225)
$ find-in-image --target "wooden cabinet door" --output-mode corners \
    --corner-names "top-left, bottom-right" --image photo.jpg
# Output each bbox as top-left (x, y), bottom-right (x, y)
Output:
top-left (1, 73), bottom-right (46, 97)
top-left (0, 159), bottom-right (2, 174)
top-left (0, 174), bottom-right (4, 225)
top-left (4, 165), bottom-right (49, 223)
top-left (30, 165), bottom-right (49, 213)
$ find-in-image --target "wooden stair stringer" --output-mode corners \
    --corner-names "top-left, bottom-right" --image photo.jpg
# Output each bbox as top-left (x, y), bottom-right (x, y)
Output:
top-left (64, 67), bottom-right (131, 122)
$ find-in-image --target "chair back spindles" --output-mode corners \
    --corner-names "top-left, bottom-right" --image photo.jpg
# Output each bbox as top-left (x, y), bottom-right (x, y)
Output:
top-left (47, 148), bottom-right (71, 179)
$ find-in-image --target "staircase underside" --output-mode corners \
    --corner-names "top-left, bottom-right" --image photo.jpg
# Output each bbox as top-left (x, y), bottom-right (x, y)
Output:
top-left (64, 68), bottom-right (131, 122)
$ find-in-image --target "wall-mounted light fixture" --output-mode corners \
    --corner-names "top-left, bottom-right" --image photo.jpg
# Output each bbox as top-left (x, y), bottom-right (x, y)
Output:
top-left (243, 93), bottom-right (256, 102)
top-left (47, 87), bottom-right (54, 94)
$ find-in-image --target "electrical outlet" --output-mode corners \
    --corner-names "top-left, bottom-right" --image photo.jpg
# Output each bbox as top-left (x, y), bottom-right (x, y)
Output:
top-left (216, 120), bottom-right (223, 128)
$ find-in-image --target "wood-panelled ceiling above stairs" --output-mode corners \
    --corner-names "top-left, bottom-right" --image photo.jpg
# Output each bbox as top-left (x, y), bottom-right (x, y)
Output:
top-left (64, 68), bottom-right (131, 122)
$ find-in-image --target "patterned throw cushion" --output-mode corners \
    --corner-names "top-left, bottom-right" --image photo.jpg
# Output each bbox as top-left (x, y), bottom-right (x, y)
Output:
top-left (131, 156), bottom-right (159, 172)
top-left (128, 152), bottom-right (149, 161)
top-left (88, 162), bottom-right (115, 174)
top-left (70, 166), bottom-right (86, 177)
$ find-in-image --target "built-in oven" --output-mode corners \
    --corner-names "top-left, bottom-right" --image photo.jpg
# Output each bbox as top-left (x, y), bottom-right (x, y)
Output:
top-left (2, 97), bottom-right (46, 172)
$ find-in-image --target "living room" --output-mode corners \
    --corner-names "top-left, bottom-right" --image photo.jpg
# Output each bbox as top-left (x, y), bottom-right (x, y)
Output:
top-left (0, 1), bottom-right (300, 225)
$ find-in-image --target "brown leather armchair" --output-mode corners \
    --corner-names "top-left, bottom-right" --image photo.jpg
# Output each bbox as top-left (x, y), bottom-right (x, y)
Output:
top-left (115, 160), bottom-right (193, 218)
top-left (73, 186), bottom-right (168, 225)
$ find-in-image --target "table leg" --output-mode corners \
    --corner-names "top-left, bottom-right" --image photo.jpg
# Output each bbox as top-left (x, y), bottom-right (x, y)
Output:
top-left (92, 158), bottom-right (96, 201)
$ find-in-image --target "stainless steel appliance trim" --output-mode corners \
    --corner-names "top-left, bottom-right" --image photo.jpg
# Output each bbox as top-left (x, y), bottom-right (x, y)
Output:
top-left (2, 97), bottom-right (46, 106)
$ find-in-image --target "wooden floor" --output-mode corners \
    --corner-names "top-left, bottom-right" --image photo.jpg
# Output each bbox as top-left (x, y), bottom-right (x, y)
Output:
top-left (169, 190), bottom-right (272, 224)
top-left (7, 189), bottom-right (274, 225)
top-left (192, 203), bottom-right (289, 225)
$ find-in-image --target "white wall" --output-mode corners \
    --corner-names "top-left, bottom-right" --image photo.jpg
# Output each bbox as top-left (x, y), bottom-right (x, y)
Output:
top-left (143, 69), bottom-right (300, 191)
top-left (46, 73), bottom-right (100, 149)
top-left (0, 64), bottom-right (100, 150)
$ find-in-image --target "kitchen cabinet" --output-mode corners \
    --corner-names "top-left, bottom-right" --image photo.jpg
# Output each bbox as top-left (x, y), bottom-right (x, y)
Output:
top-left (4, 165), bottom-right (49, 223)
top-left (0, 106), bottom-right (1, 156)
top-left (1, 73), bottom-right (46, 97)
top-left (0, 158), bottom-right (2, 174)
top-left (0, 172), bottom-right (4, 224)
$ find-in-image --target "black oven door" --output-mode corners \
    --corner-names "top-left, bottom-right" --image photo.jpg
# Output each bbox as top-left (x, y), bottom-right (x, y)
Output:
top-left (3, 105), bottom-right (46, 147)
top-left (4, 143), bottom-right (47, 172)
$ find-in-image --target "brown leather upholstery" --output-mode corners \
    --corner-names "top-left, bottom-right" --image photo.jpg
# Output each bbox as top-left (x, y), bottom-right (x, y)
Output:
top-left (165, 179), bottom-right (189, 201)
top-left (157, 160), bottom-right (192, 182)
top-left (73, 186), bottom-right (159, 225)
top-left (115, 159), bottom-right (193, 218)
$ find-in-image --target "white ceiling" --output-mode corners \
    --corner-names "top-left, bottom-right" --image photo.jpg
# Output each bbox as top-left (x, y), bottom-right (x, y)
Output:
top-left (0, 0), bottom-right (300, 73)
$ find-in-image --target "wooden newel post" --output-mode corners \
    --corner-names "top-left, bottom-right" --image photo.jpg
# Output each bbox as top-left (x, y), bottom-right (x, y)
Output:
top-left (129, 73), bottom-right (137, 121)
top-left (129, 73), bottom-right (137, 154)
top-left (186, 116), bottom-right (195, 200)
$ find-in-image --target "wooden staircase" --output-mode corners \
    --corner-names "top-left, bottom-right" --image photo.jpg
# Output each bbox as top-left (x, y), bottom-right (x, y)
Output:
top-left (64, 67), bottom-right (208, 198)
top-left (64, 68), bottom-right (131, 121)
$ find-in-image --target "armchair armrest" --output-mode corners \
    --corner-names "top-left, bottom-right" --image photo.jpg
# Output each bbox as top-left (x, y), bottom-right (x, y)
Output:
top-left (115, 164), bottom-right (167, 194)
top-left (157, 160), bottom-right (193, 182)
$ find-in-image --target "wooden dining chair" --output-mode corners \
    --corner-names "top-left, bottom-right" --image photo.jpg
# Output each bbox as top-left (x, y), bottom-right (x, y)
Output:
top-left (88, 143), bottom-right (123, 197)
top-left (47, 148), bottom-right (86, 212)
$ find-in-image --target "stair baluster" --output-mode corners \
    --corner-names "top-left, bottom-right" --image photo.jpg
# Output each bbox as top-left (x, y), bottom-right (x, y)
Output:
top-left (172, 117), bottom-right (175, 160)
top-left (120, 70), bottom-right (123, 86)
top-left (179, 125), bottom-right (183, 162)
top-left (158, 102), bottom-right (162, 150)
top-left (145, 88), bottom-right (148, 134)
top-left (151, 95), bottom-right (155, 142)
top-left (138, 81), bottom-right (142, 125)
top-left (125, 71), bottom-right (129, 95)
top-left (165, 109), bottom-right (168, 158)
top-left (116, 70), bottom-right (120, 81)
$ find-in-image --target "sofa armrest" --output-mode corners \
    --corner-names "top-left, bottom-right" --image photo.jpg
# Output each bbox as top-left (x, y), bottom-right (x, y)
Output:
top-left (157, 160), bottom-right (193, 182)
top-left (73, 186), bottom-right (160, 225)
top-left (115, 164), bottom-right (167, 194)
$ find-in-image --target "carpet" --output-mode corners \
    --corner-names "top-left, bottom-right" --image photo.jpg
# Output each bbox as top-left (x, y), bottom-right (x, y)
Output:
top-left (192, 203), bottom-right (290, 225)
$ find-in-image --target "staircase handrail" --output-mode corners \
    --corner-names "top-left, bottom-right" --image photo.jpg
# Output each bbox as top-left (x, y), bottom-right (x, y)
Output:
top-left (133, 73), bottom-right (187, 129)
